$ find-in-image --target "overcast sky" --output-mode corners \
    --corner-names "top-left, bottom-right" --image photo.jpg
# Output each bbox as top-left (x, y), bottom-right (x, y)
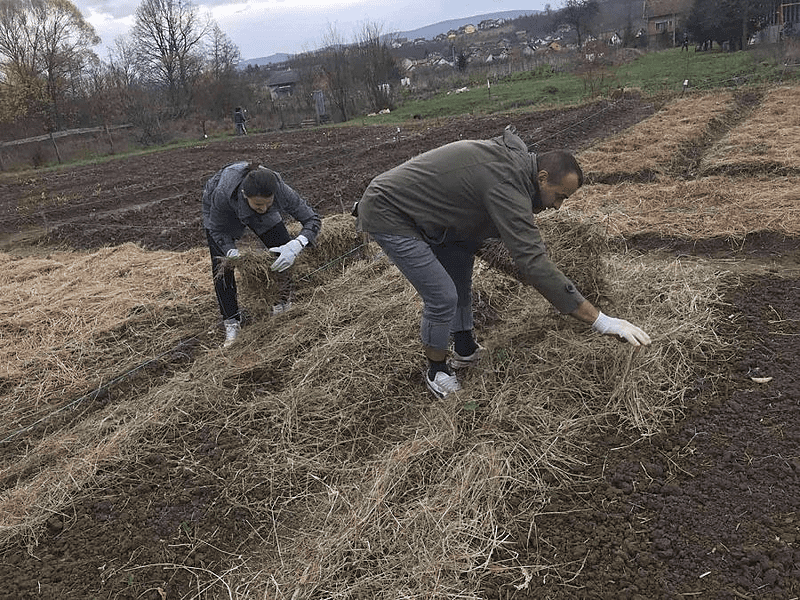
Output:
top-left (72, 0), bottom-right (547, 61)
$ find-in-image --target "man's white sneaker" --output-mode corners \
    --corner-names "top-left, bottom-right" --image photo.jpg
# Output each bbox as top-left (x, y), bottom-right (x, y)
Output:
top-left (426, 370), bottom-right (462, 398)
top-left (223, 318), bottom-right (240, 348)
top-left (449, 344), bottom-right (486, 369)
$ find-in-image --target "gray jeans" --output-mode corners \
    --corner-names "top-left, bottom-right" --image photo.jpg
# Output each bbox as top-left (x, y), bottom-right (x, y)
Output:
top-left (370, 233), bottom-right (477, 352)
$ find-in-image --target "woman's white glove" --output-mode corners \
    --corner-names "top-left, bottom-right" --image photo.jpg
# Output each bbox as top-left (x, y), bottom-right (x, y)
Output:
top-left (269, 235), bottom-right (308, 272)
top-left (592, 311), bottom-right (651, 346)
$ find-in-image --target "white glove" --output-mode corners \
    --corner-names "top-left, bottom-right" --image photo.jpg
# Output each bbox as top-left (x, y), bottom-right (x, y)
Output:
top-left (592, 312), bottom-right (651, 346)
top-left (269, 235), bottom-right (308, 272)
top-left (225, 248), bottom-right (240, 258)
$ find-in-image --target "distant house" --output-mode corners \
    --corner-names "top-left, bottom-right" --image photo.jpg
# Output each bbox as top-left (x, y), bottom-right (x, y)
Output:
top-left (266, 70), bottom-right (299, 100)
top-left (758, 1), bottom-right (800, 43)
top-left (643, 0), bottom-right (693, 47)
top-left (478, 19), bottom-right (504, 31)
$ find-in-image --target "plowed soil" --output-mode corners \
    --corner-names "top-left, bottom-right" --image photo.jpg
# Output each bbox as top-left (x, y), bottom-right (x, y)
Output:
top-left (1, 94), bottom-right (799, 599)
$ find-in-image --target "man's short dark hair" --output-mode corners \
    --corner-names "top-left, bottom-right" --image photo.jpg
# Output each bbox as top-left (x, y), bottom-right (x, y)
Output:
top-left (538, 150), bottom-right (584, 187)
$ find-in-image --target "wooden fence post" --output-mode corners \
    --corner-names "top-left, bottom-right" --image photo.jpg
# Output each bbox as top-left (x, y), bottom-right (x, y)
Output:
top-left (105, 124), bottom-right (115, 154)
top-left (49, 132), bottom-right (63, 164)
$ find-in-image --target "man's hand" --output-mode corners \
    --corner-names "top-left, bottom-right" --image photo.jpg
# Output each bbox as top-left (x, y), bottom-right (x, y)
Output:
top-left (592, 312), bottom-right (651, 346)
top-left (269, 235), bottom-right (308, 272)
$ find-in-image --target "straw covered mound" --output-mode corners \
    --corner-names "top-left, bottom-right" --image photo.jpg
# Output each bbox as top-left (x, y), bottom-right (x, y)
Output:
top-left (577, 91), bottom-right (735, 180)
top-left (566, 175), bottom-right (800, 238)
top-left (0, 208), bottom-right (727, 596)
top-left (700, 85), bottom-right (800, 175)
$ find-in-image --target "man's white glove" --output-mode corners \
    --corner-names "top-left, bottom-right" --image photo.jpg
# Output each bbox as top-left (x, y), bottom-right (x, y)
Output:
top-left (269, 235), bottom-right (308, 272)
top-left (225, 248), bottom-right (240, 258)
top-left (592, 311), bottom-right (652, 347)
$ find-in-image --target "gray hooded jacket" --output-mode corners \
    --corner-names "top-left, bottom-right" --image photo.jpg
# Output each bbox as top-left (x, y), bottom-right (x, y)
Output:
top-left (202, 161), bottom-right (321, 255)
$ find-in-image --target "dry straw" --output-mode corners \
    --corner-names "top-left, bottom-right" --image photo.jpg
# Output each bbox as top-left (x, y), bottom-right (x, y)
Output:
top-left (477, 207), bottom-right (617, 303)
top-left (578, 91), bottom-right (734, 180)
top-left (566, 176), bottom-right (800, 238)
top-left (204, 248), bottom-right (727, 598)
top-left (0, 213), bottom-right (730, 596)
top-left (701, 85), bottom-right (800, 175)
top-left (0, 245), bottom-right (213, 420)
top-left (219, 213), bottom-right (368, 309)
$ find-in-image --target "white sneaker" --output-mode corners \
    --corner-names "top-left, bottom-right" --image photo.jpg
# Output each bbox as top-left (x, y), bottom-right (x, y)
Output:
top-left (271, 301), bottom-right (292, 316)
top-left (223, 318), bottom-right (240, 348)
top-left (449, 344), bottom-right (486, 369)
top-left (426, 370), bottom-right (462, 398)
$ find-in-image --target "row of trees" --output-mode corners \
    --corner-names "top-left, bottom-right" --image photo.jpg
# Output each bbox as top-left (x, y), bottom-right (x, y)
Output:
top-left (0, 0), bottom-right (259, 142)
top-left (0, 0), bottom-right (403, 143)
top-left (0, 0), bottom-right (99, 131)
top-left (0, 0), bottom-right (794, 147)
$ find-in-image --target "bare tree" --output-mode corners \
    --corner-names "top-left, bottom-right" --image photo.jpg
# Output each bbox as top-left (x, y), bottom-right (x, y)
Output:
top-left (561, 0), bottom-right (600, 48)
top-left (108, 36), bottom-right (139, 89)
top-left (195, 24), bottom-right (243, 128)
top-left (318, 24), bottom-right (354, 122)
top-left (206, 23), bottom-right (239, 79)
top-left (355, 22), bottom-right (399, 113)
top-left (0, 0), bottom-right (99, 129)
top-left (131, 0), bottom-right (209, 116)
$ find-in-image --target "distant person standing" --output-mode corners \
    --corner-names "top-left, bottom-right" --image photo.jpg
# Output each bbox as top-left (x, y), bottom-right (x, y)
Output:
top-left (681, 32), bottom-right (689, 51)
top-left (234, 107), bottom-right (247, 135)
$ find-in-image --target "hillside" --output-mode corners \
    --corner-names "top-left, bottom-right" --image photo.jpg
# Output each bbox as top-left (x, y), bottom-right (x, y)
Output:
top-left (238, 9), bottom-right (539, 67)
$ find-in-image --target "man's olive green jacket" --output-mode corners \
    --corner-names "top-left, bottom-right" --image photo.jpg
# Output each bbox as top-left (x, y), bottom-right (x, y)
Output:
top-left (356, 127), bottom-right (584, 314)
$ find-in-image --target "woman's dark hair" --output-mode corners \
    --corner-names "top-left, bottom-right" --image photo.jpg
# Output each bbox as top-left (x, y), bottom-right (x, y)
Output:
top-left (537, 150), bottom-right (584, 187)
top-left (242, 164), bottom-right (278, 197)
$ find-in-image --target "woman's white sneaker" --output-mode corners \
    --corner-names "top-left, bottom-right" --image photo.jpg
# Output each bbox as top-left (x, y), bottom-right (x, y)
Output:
top-left (223, 318), bottom-right (240, 348)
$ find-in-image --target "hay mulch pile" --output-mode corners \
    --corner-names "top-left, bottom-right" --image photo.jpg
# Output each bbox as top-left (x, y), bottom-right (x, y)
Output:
top-left (0, 207), bottom-right (726, 597)
top-left (577, 91), bottom-right (734, 181)
top-left (227, 213), bottom-right (369, 310)
top-left (700, 84), bottom-right (800, 175)
top-left (0, 245), bottom-right (212, 408)
top-left (476, 208), bottom-right (617, 303)
top-left (566, 175), bottom-right (800, 239)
